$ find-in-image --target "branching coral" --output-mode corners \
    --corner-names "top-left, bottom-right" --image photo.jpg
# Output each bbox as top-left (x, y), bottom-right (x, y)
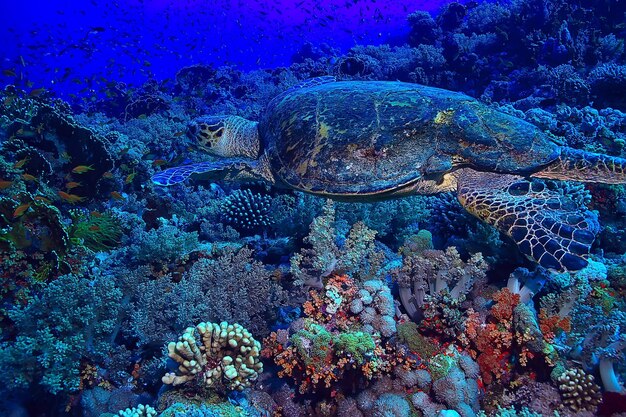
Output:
top-left (0, 274), bottom-right (122, 395)
top-left (290, 200), bottom-right (387, 288)
top-left (162, 321), bottom-right (263, 392)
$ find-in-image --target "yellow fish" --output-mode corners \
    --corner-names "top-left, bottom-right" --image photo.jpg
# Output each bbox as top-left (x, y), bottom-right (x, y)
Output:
top-left (72, 165), bottom-right (95, 174)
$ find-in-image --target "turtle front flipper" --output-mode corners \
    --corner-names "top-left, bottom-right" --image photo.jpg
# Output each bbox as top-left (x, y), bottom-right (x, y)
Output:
top-left (533, 147), bottom-right (626, 184)
top-left (456, 169), bottom-right (599, 272)
top-left (152, 158), bottom-right (268, 186)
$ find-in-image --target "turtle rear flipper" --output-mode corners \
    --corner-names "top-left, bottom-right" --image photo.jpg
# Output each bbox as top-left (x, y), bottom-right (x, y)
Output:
top-left (533, 147), bottom-right (626, 184)
top-left (456, 169), bottom-right (599, 272)
top-left (152, 158), bottom-right (264, 186)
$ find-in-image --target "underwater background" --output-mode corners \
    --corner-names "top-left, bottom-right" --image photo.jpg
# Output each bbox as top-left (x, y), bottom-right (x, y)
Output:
top-left (1, 0), bottom-right (626, 416)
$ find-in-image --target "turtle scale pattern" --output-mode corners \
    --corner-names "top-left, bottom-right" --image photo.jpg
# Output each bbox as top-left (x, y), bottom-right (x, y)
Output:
top-left (259, 81), bottom-right (559, 196)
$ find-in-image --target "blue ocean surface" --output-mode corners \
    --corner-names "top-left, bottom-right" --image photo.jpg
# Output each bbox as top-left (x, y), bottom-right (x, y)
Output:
top-left (1, 0), bottom-right (626, 416)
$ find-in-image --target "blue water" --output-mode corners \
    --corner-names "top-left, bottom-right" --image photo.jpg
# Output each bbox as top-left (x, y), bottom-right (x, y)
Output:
top-left (0, 0), bottom-right (447, 99)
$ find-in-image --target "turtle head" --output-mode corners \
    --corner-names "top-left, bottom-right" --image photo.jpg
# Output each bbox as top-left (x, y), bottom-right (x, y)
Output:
top-left (188, 115), bottom-right (260, 159)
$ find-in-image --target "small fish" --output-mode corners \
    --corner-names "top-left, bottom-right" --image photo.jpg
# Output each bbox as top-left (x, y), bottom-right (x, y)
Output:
top-left (29, 88), bottom-right (46, 97)
top-left (2, 69), bottom-right (17, 77)
top-left (21, 173), bottom-right (37, 181)
top-left (72, 164), bottom-right (95, 174)
top-left (90, 210), bottom-right (103, 218)
top-left (173, 131), bottom-right (185, 137)
top-left (102, 171), bottom-right (114, 179)
top-left (152, 159), bottom-right (167, 167)
top-left (13, 203), bottom-right (31, 218)
top-left (88, 225), bottom-right (101, 231)
top-left (125, 171), bottom-right (136, 184)
top-left (0, 179), bottom-right (13, 189)
top-left (34, 195), bottom-right (51, 203)
top-left (65, 181), bottom-right (82, 189)
top-left (13, 157), bottom-right (29, 169)
top-left (110, 191), bottom-right (125, 200)
top-left (58, 190), bottom-right (86, 204)
top-left (60, 151), bottom-right (72, 161)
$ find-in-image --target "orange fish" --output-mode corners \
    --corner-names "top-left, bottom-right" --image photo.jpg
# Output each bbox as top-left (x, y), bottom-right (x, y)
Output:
top-left (125, 171), bottom-right (136, 184)
top-left (29, 88), bottom-right (46, 97)
top-left (152, 159), bottom-right (166, 167)
top-left (13, 203), bottom-right (31, 218)
top-left (90, 211), bottom-right (103, 218)
top-left (89, 225), bottom-right (101, 231)
top-left (65, 181), bottom-right (82, 189)
top-left (58, 190), bottom-right (85, 204)
top-left (72, 165), bottom-right (95, 174)
top-left (34, 195), bottom-right (51, 203)
top-left (13, 157), bottom-right (29, 168)
top-left (21, 173), bottom-right (37, 181)
top-left (102, 171), bottom-right (114, 179)
top-left (0, 179), bottom-right (13, 189)
top-left (110, 191), bottom-right (125, 201)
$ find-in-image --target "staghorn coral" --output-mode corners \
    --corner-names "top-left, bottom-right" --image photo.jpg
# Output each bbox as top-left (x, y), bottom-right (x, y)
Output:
top-left (162, 321), bottom-right (263, 392)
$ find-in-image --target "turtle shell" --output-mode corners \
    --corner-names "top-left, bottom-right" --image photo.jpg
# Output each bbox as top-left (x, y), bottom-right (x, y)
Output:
top-left (258, 81), bottom-right (560, 196)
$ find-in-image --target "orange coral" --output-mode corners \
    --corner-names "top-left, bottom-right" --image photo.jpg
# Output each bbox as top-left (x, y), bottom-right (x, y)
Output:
top-left (538, 309), bottom-right (571, 343)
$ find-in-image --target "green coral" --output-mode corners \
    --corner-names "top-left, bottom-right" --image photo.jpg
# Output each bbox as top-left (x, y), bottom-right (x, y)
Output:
top-left (428, 352), bottom-right (456, 381)
top-left (397, 321), bottom-right (438, 360)
top-left (335, 331), bottom-right (376, 365)
top-left (290, 320), bottom-right (379, 371)
top-left (292, 321), bottom-right (333, 367)
top-left (69, 210), bottom-right (122, 251)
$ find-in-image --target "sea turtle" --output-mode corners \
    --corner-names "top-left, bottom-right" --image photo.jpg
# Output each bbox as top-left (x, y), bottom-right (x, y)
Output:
top-left (152, 76), bottom-right (626, 272)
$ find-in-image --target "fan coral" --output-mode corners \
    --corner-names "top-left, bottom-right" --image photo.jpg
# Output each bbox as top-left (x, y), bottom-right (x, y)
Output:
top-left (162, 321), bottom-right (263, 392)
top-left (221, 189), bottom-right (273, 231)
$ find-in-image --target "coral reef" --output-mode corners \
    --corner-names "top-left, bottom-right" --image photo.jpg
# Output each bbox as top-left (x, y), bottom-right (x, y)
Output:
top-left (2, 0), bottom-right (626, 414)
